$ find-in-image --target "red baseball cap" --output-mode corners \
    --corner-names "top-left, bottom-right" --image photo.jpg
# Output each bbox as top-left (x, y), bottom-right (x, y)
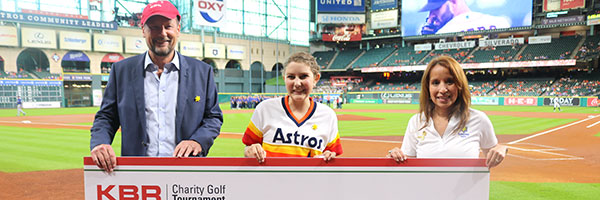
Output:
top-left (140, 1), bottom-right (181, 26)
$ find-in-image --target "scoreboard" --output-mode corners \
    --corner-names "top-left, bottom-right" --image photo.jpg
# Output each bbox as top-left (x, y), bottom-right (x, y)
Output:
top-left (0, 80), bottom-right (63, 109)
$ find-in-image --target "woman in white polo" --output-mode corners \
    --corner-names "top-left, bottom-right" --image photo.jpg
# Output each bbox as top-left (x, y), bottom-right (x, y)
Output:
top-left (388, 56), bottom-right (507, 168)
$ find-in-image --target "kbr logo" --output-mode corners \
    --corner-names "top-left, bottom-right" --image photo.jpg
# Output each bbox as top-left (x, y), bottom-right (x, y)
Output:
top-left (198, 0), bottom-right (225, 23)
top-left (97, 185), bottom-right (161, 200)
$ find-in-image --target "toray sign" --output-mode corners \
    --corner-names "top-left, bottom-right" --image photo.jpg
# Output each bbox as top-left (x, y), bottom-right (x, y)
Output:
top-left (197, 0), bottom-right (226, 25)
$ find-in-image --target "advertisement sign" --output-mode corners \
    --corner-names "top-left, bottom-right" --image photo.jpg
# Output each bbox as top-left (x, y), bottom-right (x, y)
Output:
top-left (93, 89), bottom-right (102, 107)
top-left (541, 15), bottom-right (585, 25)
top-left (22, 101), bottom-right (61, 108)
top-left (363, 59), bottom-right (576, 72)
top-left (94, 34), bottom-right (122, 53)
top-left (63, 51), bottom-right (90, 62)
top-left (544, 0), bottom-right (585, 11)
top-left (227, 45), bottom-right (245, 60)
top-left (193, 0), bottom-right (227, 27)
top-left (544, 97), bottom-right (580, 106)
top-left (0, 26), bottom-right (18, 47)
top-left (471, 97), bottom-right (499, 105)
top-left (59, 31), bottom-right (91, 51)
top-left (63, 74), bottom-right (92, 81)
top-left (587, 97), bottom-right (598, 107)
top-left (180, 41), bottom-right (204, 57)
top-left (587, 14), bottom-right (600, 26)
top-left (370, 9), bottom-right (398, 29)
top-left (0, 10), bottom-right (116, 30)
top-left (0, 80), bottom-right (62, 86)
top-left (380, 92), bottom-right (413, 104)
top-left (504, 97), bottom-right (537, 106)
top-left (85, 157), bottom-right (490, 200)
top-left (479, 38), bottom-right (524, 47)
top-left (124, 37), bottom-right (147, 54)
top-left (371, 0), bottom-right (397, 11)
top-left (350, 99), bottom-right (382, 104)
top-left (414, 43), bottom-right (432, 51)
top-left (528, 35), bottom-right (552, 44)
top-left (434, 41), bottom-right (476, 50)
top-left (101, 53), bottom-right (124, 63)
top-left (318, 0), bottom-right (365, 13)
top-left (401, 0), bottom-right (532, 37)
top-left (21, 28), bottom-right (57, 49)
top-left (321, 24), bottom-right (364, 42)
top-left (317, 13), bottom-right (366, 24)
top-left (204, 43), bottom-right (226, 59)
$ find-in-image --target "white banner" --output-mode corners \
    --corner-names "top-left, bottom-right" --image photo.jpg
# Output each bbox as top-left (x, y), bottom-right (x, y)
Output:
top-left (414, 43), bottom-right (432, 51)
top-left (193, 0), bottom-right (227, 27)
top-left (23, 101), bottom-right (61, 108)
top-left (434, 40), bottom-right (476, 50)
top-left (59, 31), bottom-right (91, 51)
top-left (479, 38), bottom-right (524, 47)
top-left (92, 89), bottom-right (102, 107)
top-left (362, 59), bottom-right (577, 72)
top-left (94, 34), bottom-right (122, 53)
top-left (226, 45), bottom-right (245, 60)
top-left (204, 43), bottom-right (225, 59)
top-left (528, 35), bottom-right (552, 44)
top-left (180, 41), bottom-right (204, 57)
top-left (0, 26), bottom-right (18, 47)
top-left (370, 9), bottom-right (397, 29)
top-left (124, 37), bottom-right (147, 54)
top-left (84, 157), bottom-right (489, 200)
top-left (21, 28), bottom-right (57, 49)
top-left (318, 13), bottom-right (366, 24)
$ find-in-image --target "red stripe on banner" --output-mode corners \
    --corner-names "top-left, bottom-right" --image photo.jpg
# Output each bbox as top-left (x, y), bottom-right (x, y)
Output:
top-left (84, 157), bottom-right (486, 167)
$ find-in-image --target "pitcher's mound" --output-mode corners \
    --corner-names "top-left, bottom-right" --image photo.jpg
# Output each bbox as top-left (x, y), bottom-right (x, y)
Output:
top-left (336, 114), bottom-right (383, 121)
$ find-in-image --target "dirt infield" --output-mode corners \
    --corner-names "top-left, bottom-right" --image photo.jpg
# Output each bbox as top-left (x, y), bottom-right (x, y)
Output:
top-left (1, 109), bottom-right (599, 199)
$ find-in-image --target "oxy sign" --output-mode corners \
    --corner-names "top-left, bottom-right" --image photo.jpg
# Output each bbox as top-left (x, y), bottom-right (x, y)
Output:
top-left (194, 0), bottom-right (227, 27)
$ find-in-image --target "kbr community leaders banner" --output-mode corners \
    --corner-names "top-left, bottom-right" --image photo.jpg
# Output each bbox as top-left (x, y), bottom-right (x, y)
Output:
top-left (84, 157), bottom-right (490, 200)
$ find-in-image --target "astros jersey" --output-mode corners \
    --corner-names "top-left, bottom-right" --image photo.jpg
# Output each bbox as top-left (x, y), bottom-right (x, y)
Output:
top-left (243, 96), bottom-right (343, 157)
top-left (401, 108), bottom-right (497, 158)
top-left (437, 12), bottom-right (511, 34)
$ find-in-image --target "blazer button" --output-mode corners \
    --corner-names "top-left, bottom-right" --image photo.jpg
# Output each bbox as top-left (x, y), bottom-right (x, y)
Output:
top-left (142, 142), bottom-right (148, 147)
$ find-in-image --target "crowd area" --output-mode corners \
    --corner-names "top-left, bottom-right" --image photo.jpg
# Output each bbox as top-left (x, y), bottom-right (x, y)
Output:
top-left (230, 95), bottom-right (345, 109)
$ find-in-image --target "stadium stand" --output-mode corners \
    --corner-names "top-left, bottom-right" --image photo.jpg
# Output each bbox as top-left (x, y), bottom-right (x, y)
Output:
top-left (352, 47), bottom-right (395, 68)
top-left (516, 36), bottom-right (581, 61)
top-left (313, 51), bottom-right (336, 69)
top-left (380, 46), bottom-right (428, 66)
top-left (464, 44), bottom-right (524, 63)
top-left (544, 75), bottom-right (600, 96)
top-left (421, 48), bottom-right (474, 64)
top-left (490, 78), bottom-right (553, 96)
top-left (328, 49), bottom-right (363, 69)
top-left (575, 35), bottom-right (600, 61)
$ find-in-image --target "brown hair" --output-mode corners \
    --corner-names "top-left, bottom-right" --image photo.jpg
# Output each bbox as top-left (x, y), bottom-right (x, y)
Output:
top-left (418, 56), bottom-right (471, 134)
top-left (283, 52), bottom-right (320, 76)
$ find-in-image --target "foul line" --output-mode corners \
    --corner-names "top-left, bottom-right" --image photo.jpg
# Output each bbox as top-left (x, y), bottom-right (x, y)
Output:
top-left (586, 121), bottom-right (600, 128)
top-left (507, 115), bottom-right (600, 145)
top-left (0, 120), bottom-right (91, 128)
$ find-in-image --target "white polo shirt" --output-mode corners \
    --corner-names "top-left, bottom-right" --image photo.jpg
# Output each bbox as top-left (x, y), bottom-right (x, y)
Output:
top-left (401, 108), bottom-right (498, 158)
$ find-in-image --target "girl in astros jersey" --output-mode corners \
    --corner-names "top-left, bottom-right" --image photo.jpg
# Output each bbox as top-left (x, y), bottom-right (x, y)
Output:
top-left (243, 52), bottom-right (343, 163)
top-left (387, 56), bottom-right (507, 168)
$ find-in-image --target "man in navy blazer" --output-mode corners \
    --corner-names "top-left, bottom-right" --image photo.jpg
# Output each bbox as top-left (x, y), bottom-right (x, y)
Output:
top-left (90, 1), bottom-right (223, 172)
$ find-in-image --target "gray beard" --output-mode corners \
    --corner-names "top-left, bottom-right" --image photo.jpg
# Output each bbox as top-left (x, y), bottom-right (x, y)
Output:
top-left (151, 46), bottom-right (173, 57)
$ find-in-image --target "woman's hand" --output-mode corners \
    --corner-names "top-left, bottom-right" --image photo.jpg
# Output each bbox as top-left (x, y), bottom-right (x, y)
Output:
top-left (244, 143), bottom-right (266, 163)
top-left (387, 147), bottom-right (407, 162)
top-left (316, 150), bottom-right (337, 162)
top-left (484, 145), bottom-right (508, 168)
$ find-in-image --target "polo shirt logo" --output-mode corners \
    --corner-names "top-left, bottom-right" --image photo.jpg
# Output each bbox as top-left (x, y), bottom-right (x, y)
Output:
top-left (458, 126), bottom-right (469, 138)
top-left (417, 131), bottom-right (427, 141)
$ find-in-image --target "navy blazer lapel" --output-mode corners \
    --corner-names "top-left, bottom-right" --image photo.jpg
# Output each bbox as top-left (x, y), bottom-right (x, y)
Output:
top-left (175, 53), bottom-right (189, 142)
top-left (132, 54), bottom-right (147, 137)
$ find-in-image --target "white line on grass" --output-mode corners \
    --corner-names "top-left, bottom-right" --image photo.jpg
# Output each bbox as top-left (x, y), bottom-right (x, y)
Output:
top-left (507, 115), bottom-right (600, 145)
top-left (0, 120), bottom-right (91, 127)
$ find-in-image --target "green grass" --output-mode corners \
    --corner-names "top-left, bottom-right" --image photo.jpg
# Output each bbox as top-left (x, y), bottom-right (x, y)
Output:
top-left (490, 181), bottom-right (600, 200)
top-left (0, 107), bottom-right (100, 117)
top-left (595, 132), bottom-right (600, 137)
top-left (0, 126), bottom-right (121, 172)
top-left (206, 137), bottom-right (245, 157)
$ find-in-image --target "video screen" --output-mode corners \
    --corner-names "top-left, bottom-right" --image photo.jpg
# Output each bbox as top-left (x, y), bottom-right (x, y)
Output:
top-left (401, 0), bottom-right (532, 37)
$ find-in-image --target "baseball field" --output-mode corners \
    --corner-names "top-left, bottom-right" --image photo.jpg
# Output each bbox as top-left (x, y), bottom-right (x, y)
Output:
top-left (1, 103), bottom-right (599, 199)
